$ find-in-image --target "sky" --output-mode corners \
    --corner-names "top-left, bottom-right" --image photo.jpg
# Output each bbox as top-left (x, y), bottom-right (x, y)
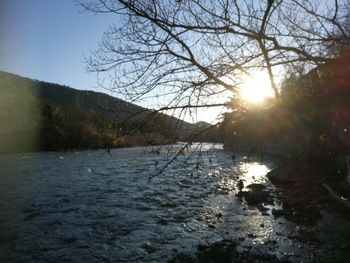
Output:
top-left (0, 0), bottom-right (226, 123)
top-left (0, 0), bottom-right (116, 91)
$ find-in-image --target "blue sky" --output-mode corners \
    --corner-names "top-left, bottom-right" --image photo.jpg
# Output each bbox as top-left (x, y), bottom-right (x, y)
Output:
top-left (0, 0), bottom-right (116, 91)
top-left (0, 0), bottom-right (225, 122)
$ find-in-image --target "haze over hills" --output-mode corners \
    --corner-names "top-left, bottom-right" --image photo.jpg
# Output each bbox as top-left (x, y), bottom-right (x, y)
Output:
top-left (0, 71), bottom-right (214, 153)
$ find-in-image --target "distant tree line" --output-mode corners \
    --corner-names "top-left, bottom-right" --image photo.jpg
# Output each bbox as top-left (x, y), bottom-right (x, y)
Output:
top-left (0, 71), bottom-right (185, 154)
top-left (0, 100), bottom-right (179, 154)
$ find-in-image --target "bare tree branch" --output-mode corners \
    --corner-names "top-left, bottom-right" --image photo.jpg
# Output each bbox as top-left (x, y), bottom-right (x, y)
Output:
top-left (76, 0), bottom-right (349, 121)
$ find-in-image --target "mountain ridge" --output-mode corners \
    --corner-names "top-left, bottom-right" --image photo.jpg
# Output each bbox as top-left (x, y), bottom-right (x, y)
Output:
top-left (0, 71), bottom-right (212, 153)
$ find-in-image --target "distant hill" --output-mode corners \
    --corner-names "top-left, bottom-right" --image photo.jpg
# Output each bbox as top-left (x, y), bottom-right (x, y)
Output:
top-left (0, 71), bottom-right (213, 153)
top-left (0, 71), bottom-right (153, 119)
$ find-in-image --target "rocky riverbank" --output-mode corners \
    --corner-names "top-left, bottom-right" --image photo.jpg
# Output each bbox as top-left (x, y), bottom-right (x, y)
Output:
top-left (167, 156), bottom-right (350, 263)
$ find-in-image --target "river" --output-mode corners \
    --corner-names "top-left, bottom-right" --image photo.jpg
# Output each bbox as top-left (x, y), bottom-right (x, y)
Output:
top-left (1, 143), bottom-right (350, 262)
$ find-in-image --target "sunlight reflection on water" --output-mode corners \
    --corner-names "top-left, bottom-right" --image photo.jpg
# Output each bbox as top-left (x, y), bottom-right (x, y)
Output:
top-left (239, 162), bottom-right (271, 186)
top-left (236, 162), bottom-right (275, 245)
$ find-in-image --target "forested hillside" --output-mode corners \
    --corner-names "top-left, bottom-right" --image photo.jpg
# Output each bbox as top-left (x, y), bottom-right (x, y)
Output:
top-left (0, 71), bottom-right (202, 153)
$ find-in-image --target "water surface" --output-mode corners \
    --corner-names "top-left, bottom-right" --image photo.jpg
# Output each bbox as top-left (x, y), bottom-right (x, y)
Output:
top-left (0, 144), bottom-right (349, 262)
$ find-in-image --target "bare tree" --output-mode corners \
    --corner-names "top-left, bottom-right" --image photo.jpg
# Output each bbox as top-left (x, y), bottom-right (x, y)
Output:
top-left (77, 0), bottom-right (350, 121)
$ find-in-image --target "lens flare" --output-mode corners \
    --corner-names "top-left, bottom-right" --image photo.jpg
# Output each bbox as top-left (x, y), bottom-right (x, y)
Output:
top-left (240, 71), bottom-right (274, 103)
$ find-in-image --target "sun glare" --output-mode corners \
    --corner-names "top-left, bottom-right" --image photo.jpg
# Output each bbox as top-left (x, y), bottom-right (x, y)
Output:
top-left (240, 71), bottom-right (274, 103)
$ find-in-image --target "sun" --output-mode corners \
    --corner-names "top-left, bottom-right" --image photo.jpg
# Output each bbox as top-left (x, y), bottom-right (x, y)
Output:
top-left (240, 71), bottom-right (274, 103)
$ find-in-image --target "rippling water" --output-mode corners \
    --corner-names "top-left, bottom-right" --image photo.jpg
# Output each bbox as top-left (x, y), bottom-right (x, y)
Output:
top-left (1, 143), bottom-right (350, 262)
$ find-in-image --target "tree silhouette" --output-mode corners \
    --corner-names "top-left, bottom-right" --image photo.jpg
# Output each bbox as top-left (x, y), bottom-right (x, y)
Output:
top-left (78, 0), bottom-right (349, 122)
